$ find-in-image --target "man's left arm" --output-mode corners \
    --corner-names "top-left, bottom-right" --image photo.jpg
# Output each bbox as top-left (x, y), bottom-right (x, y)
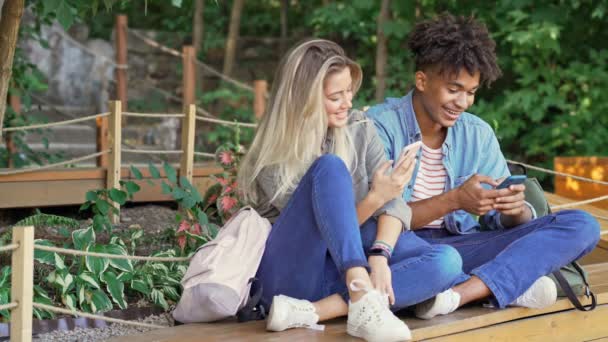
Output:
top-left (479, 131), bottom-right (533, 228)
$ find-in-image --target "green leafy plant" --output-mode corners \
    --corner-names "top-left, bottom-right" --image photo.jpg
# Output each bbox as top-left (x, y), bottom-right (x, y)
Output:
top-left (80, 180), bottom-right (141, 233)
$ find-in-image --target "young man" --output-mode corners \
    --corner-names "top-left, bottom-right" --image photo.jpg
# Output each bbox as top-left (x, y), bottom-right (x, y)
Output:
top-left (366, 14), bottom-right (600, 318)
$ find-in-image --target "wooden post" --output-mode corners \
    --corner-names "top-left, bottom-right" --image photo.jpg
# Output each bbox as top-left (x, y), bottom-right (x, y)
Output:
top-left (10, 225), bottom-right (34, 342)
top-left (107, 101), bottom-right (122, 224)
top-left (96, 116), bottom-right (109, 167)
top-left (115, 15), bottom-right (128, 111)
top-left (182, 46), bottom-right (196, 110)
top-left (180, 104), bottom-right (196, 185)
top-left (253, 80), bottom-right (267, 119)
top-left (6, 94), bottom-right (20, 168)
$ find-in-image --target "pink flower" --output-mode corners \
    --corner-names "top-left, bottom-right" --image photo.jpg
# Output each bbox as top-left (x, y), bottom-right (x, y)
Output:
top-left (220, 196), bottom-right (238, 212)
top-left (208, 194), bottom-right (218, 203)
top-left (216, 177), bottom-right (229, 186)
top-left (219, 151), bottom-right (234, 165)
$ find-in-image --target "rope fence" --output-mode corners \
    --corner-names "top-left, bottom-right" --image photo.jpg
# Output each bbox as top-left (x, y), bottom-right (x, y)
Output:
top-left (0, 243), bottom-right (19, 253)
top-left (0, 303), bottom-right (18, 311)
top-left (122, 149), bottom-right (183, 155)
top-left (195, 115), bottom-right (257, 128)
top-left (34, 245), bottom-right (191, 262)
top-left (194, 151), bottom-right (215, 158)
top-left (550, 195), bottom-right (608, 211)
top-left (0, 150), bottom-right (110, 176)
top-left (508, 159), bottom-right (608, 186)
top-left (128, 29), bottom-right (257, 94)
top-left (32, 303), bottom-right (165, 329)
top-left (52, 28), bottom-right (127, 69)
top-left (2, 112), bottom-right (110, 132)
top-left (123, 112), bottom-right (185, 118)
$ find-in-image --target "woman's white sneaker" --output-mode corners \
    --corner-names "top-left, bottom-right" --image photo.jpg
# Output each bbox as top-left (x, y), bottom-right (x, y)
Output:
top-left (266, 295), bottom-right (324, 332)
top-left (510, 276), bottom-right (557, 309)
top-left (415, 289), bottom-right (461, 320)
top-left (346, 280), bottom-right (411, 342)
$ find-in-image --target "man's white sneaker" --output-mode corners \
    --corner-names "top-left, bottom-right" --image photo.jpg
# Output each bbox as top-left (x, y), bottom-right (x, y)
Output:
top-left (266, 295), bottom-right (325, 332)
top-left (346, 280), bottom-right (412, 342)
top-left (510, 276), bottom-right (557, 309)
top-left (415, 288), bottom-right (461, 320)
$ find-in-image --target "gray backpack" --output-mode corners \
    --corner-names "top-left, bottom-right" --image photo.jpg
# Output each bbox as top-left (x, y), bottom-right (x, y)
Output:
top-left (172, 207), bottom-right (272, 323)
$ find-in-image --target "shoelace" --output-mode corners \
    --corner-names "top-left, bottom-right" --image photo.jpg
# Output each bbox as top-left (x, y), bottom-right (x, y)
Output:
top-left (288, 300), bottom-right (325, 331)
top-left (349, 279), bottom-right (390, 308)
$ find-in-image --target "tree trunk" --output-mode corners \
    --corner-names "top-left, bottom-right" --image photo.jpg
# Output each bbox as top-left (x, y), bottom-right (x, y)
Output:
top-left (375, 0), bottom-right (390, 102)
top-left (279, 0), bottom-right (288, 57)
top-left (0, 0), bottom-right (24, 139)
top-left (222, 0), bottom-right (245, 77)
top-left (193, 0), bottom-right (204, 89)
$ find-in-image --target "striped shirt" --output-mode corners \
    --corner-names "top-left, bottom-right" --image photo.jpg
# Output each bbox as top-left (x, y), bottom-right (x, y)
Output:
top-left (411, 144), bottom-right (446, 228)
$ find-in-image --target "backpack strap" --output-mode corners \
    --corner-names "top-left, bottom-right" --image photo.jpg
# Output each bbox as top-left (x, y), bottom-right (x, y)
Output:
top-left (236, 277), bottom-right (267, 322)
top-left (552, 265), bottom-right (597, 311)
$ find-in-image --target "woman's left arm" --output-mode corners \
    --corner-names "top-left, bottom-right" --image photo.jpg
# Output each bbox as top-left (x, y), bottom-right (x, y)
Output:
top-left (369, 214), bottom-right (402, 305)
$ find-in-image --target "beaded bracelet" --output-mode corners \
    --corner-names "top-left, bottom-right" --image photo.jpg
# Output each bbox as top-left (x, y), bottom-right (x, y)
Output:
top-left (372, 240), bottom-right (394, 255)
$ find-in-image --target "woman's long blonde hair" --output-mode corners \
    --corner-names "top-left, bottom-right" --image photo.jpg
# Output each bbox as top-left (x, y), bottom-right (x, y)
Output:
top-left (238, 39), bottom-right (362, 205)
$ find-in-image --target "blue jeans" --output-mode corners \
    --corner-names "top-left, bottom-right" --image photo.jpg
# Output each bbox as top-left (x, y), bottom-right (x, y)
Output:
top-left (415, 210), bottom-right (600, 308)
top-left (256, 155), bottom-right (463, 312)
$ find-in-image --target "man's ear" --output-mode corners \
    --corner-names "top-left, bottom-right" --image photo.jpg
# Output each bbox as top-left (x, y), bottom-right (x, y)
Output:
top-left (414, 70), bottom-right (427, 92)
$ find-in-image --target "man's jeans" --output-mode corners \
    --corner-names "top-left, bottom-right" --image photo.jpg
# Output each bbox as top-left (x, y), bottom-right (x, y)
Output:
top-left (256, 155), bottom-right (463, 312)
top-left (416, 210), bottom-right (600, 308)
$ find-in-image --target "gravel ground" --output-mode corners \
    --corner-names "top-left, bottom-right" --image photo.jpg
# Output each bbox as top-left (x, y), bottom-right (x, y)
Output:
top-left (32, 314), bottom-right (174, 342)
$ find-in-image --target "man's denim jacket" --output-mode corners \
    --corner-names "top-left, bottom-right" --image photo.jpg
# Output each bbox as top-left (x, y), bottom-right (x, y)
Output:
top-left (366, 91), bottom-right (520, 235)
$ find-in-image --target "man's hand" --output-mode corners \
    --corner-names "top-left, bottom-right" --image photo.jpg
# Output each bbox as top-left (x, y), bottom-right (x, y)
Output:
top-left (494, 179), bottom-right (532, 226)
top-left (454, 174), bottom-right (501, 215)
top-left (369, 255), bottom-right (395, 305)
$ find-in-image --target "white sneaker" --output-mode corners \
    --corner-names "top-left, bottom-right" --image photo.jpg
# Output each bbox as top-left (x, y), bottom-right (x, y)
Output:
top-left (415, 289), bottom-right (461, 320)
top-left (346, 280), bottom-right (412, 342)
top-left (510, 276), bottom-right (557, 309)
top-left (266, 295), bottom-right (325, 332)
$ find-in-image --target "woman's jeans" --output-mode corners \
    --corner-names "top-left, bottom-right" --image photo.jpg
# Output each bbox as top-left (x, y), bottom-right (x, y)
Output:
top-left (416, 210), bottom-right (600, 308)
top-left (256, 155), bottom-right (463, 312)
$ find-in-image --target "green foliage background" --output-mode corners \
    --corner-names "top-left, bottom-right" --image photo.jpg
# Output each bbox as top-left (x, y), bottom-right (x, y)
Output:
top-left (6, 0), bottom-right (608, 186)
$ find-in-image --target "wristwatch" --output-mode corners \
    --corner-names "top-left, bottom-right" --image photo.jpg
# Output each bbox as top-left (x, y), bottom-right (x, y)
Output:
top-left (368, 247), bottom-right (391, 260)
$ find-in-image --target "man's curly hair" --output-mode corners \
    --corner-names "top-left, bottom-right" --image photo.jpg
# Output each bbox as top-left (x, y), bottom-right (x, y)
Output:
top-left (408, 13), bottom-right (502, 87)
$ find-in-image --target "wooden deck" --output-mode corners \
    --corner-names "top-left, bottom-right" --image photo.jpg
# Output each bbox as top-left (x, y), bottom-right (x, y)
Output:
top-left (109, 263), bottom-right (608, 342)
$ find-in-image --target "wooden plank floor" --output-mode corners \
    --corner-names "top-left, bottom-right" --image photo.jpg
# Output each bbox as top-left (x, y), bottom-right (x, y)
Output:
top-left (109, 263), bottom-right (608, 342)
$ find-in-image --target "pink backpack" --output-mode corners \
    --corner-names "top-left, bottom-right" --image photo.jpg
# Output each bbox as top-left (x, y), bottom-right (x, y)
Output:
top-left (172, 207), bottom-right (272, 323)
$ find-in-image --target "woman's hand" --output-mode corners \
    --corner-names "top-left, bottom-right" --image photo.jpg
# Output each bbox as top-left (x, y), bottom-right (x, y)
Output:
top-left (370, 149), bottom-right (417, 205)
top-left (369, 255), bottom-right (395, 305)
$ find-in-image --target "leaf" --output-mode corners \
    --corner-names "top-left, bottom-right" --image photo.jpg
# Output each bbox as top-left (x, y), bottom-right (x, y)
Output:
top-left (130, 165), bottom-right (143, 180)
top-left (131, 279), bottom-right (151, 295)
top-left (34, 239), bottom-right (58, 265)
top-left (109, 188), bottom-right (127, 205)
top-left (105, 244), bottom-right (133, 272)
top-left (0, 266), bottom-right (11, 287)
top-left (92, 214), bottom-right (105, 233)
top-left (55, 1), bottom-right (75, 29)
top-left (102, 271), bottom-right (127, 309)
top-left (124, 181), bottom-right (141, 195)
top-left (163, 162), bottom-right (177, 184)
top-left (55, 271), bottom-right (74, 295)
top-left (85, 244), bottom-right (109, 275)
top-left (151, 289), bottom-right (168, 310)
top-left (63, 294), bottom-right (77, 311)
top-left (182, 195), bottom-right (197, 209)
top-left (72, 226), bottom-right (95, 250)
top-left (95, 199), bottom-right (111, 215)
top-left (148, 162), bottom-right (161, 179)
top-left (130, 228), bottom-right (144, 240)
top-left (171, 187), bottom-right (188, 200)
top-left (116, 272), bottom-right (133, 282)
top-left (196, 210), bottom-right (209, 226)
top-left (161, 181), bottom-right (172, 195)
top-left (90, 290), bottom-right (113, 313)
top-left (171, 0), bottom-right (183, 7)
top-left (54, 254), bottom-right (66, 270)
top-left (78, 272), bottom-right (101, 289)
top-left (162, 286), bottom-right (180, 302)
top-left (86, 191), bottom-right (97, 202)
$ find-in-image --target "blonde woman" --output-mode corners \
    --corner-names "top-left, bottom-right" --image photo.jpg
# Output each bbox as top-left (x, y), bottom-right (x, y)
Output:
top-left (238, 39), bottom-right (463, 342)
